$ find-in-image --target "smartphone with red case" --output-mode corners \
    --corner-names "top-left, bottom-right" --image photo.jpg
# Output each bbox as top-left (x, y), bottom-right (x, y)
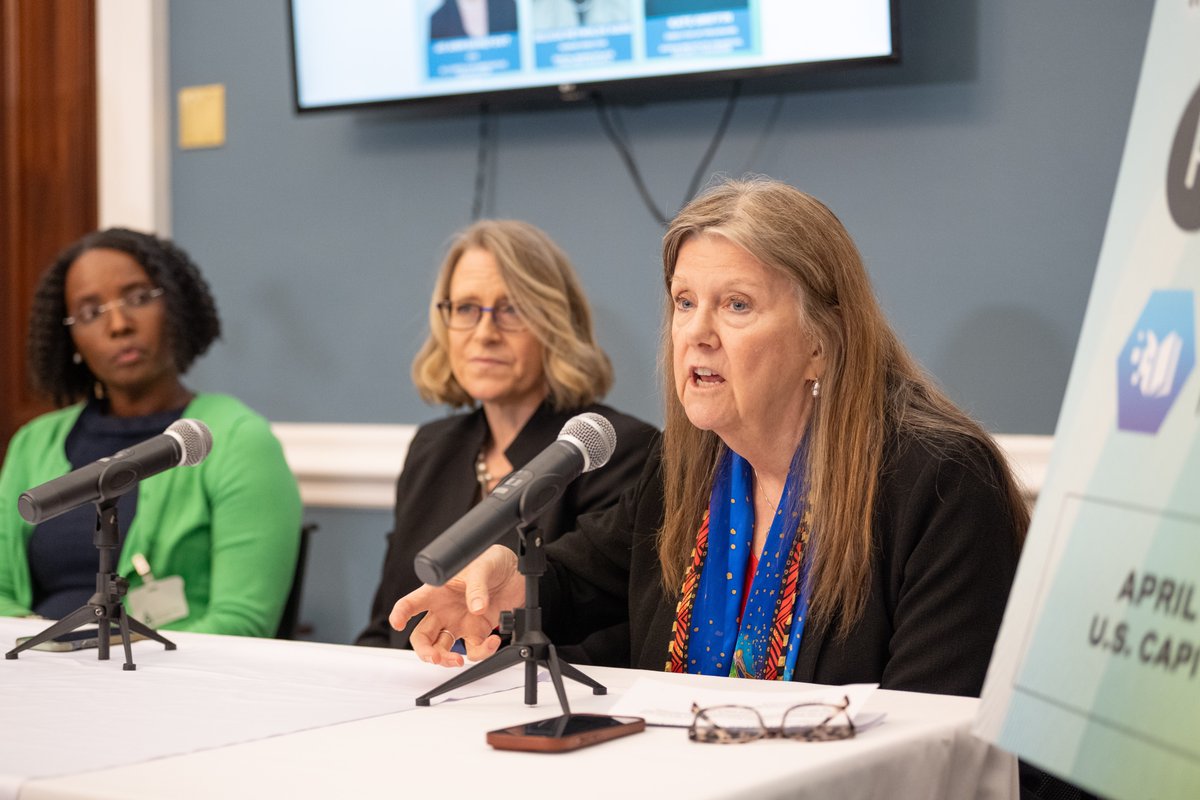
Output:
top-left (14, 627), bottom-right (145, 652)
top-left (486, 713), bottom-right (645, 752)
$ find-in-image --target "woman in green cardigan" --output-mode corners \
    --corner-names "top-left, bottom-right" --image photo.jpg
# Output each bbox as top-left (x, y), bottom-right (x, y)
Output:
top-left (0, 229), bottom-right (301, 637)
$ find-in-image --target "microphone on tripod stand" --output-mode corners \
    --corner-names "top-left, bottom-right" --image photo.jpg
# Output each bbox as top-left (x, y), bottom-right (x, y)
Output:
top-left (412, 412), bottom-right (618, 710)
top-left (415, 412), bottom-right (617, 586)
top-left (18, 418), bottom-right (213, 524)
top-left (6, 419), bottom-right (213, 669)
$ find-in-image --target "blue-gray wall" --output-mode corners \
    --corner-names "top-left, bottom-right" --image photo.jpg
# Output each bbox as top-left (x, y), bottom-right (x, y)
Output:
top-left (168, 0), bottom-right (1154, 642)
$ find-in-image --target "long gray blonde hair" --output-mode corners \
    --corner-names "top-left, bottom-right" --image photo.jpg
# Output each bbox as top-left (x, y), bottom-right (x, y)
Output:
top-left (658, 177), bottom-right (1028, 637)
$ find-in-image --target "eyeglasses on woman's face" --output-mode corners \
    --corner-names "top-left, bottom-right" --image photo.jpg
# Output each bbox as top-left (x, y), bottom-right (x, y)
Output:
top-left (63, 286), bottom-right (165, 327)
top-left (688, 696), bottom-right (856, 743)
top-left (437, 300), bottom-right (526, 332)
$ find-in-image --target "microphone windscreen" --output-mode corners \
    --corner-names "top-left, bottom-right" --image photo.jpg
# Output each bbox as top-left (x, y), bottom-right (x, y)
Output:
top-left (168, 419), bottom-right (213, 466)
top-left (558, 413), bottom-right (616, 472)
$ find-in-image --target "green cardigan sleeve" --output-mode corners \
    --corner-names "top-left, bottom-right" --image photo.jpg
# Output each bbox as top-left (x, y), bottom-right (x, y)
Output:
top-left (0, 424), bottom-right (37, 618)
top-left (0, 407), bottom-right (80, 618)
top-left (121, 394), bottom-right (302, 637)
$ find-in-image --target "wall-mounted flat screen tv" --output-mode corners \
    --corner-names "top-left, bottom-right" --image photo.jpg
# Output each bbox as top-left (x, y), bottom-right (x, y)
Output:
top-left (289, 0), bottom-right (898, 113)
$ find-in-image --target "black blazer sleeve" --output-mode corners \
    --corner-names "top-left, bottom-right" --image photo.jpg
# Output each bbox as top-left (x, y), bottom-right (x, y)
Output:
top-left (872, 436), bottom-right (1023, 695)
top-left (785, 433), bottom-right (1023, 696)
top-left (356, 405), bottom-right (658, 651)
top-left (541, 436), bottom-right (671, 664)
top-left (356, 422), bottom-right (476, 648)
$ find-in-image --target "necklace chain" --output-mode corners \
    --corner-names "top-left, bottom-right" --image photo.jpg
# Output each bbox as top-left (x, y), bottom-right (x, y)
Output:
top-left (753, 470), bottom-right (778, 512)
top-left (476, 450), bottom-right (493, 497)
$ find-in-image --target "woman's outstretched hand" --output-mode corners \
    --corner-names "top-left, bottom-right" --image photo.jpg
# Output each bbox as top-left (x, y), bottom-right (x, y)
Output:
top-left (389, 544), bottom-right (524, 667)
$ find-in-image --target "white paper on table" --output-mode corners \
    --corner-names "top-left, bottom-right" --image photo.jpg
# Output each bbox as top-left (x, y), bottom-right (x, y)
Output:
top-left (609, 678), bottom-right (883, 729)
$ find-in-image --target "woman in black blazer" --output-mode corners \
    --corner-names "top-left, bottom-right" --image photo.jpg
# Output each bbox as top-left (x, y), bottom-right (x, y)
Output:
top-left (356, 220), bottom-right (656, 664)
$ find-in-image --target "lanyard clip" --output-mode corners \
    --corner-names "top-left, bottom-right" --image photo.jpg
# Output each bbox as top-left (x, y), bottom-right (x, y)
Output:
top-left (131, 553), bottom-right (155, 583)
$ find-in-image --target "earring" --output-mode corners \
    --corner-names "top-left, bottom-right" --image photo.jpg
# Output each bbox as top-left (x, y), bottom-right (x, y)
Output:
top-left (811, 380), bottom-right (821, 398)
top-left (72, 352), bottom-right (83, 365)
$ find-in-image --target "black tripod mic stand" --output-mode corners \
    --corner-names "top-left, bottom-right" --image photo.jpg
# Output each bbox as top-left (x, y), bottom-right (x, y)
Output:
top-left (415, 521), bottom-right (605, 713)
top-left (5, 498), bottom-right (176, 669)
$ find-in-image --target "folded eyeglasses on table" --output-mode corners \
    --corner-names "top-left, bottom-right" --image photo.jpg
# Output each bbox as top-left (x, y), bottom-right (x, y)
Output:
top-left (688, 695), bottom-right (856, 743)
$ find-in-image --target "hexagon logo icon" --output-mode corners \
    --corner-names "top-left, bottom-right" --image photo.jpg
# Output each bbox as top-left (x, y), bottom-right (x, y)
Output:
top-left (1117, 290), bottom-right (1195, 434)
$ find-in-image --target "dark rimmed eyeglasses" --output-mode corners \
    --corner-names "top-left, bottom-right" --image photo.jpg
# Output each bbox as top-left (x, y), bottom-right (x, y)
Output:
top-left (688, 695), bottom-right (856, 743)
top-left (63, 287), bottom-right (165, 327)
top-left (436, 300), bottom-right (526, 332)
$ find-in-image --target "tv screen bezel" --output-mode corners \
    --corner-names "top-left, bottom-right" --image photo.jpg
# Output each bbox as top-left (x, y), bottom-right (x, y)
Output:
top-left (286, 1), bottom-right (902, 116)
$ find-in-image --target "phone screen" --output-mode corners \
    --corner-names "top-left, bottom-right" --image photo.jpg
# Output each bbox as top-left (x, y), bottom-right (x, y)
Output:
top-left (514, 715), bottom-right (636, 737)
top-left (15, 626), bottom-right (130, 652)
top-left (51, 629), bottom-right (110, 643)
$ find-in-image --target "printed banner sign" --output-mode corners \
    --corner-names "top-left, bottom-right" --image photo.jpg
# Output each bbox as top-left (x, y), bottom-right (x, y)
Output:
top-left (975, 3), bottom-right (1200, 798)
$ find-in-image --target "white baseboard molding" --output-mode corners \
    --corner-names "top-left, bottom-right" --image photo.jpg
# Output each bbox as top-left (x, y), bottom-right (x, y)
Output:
top-left (271, 423), bottom-right (1053, 510)
top-left (994, 433), bottom-right (1053, 503)
top-left (271, 423), bottom-right (415, 510)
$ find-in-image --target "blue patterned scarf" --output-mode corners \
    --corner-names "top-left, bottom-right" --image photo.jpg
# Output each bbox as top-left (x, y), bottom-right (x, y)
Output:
top-left (683, 445), bottom-right (810, 680)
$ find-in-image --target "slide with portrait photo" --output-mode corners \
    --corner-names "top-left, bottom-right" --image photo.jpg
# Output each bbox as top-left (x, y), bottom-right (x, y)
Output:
top-left (290, 0), bottom-right (893, 110)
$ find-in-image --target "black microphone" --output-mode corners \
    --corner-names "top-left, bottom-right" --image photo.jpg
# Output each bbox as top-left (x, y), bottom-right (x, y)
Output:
top-left (414, 412), bottom-right (617, 586)
top-left (17, 418), bottom-right (214, 525)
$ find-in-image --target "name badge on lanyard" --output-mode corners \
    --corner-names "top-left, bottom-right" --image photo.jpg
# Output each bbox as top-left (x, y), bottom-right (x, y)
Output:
top-left (125, 553), bottom-right (189, 627)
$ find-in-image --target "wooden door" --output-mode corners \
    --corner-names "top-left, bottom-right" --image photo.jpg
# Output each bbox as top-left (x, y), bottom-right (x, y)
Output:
top-left (0, 0), bottom-right (97, 456)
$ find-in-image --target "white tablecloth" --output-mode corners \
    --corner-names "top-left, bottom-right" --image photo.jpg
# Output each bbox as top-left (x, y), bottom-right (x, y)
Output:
top-left (0, 617), bottom-right (1017, 800)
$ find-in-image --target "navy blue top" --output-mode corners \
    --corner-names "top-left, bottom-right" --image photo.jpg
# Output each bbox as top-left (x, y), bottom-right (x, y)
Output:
top-left (28, 401), bottom-right (184, 619)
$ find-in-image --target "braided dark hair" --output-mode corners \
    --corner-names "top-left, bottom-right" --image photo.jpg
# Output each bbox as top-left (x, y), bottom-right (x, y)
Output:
top-left (26, 228), bottom-right (222, 406)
